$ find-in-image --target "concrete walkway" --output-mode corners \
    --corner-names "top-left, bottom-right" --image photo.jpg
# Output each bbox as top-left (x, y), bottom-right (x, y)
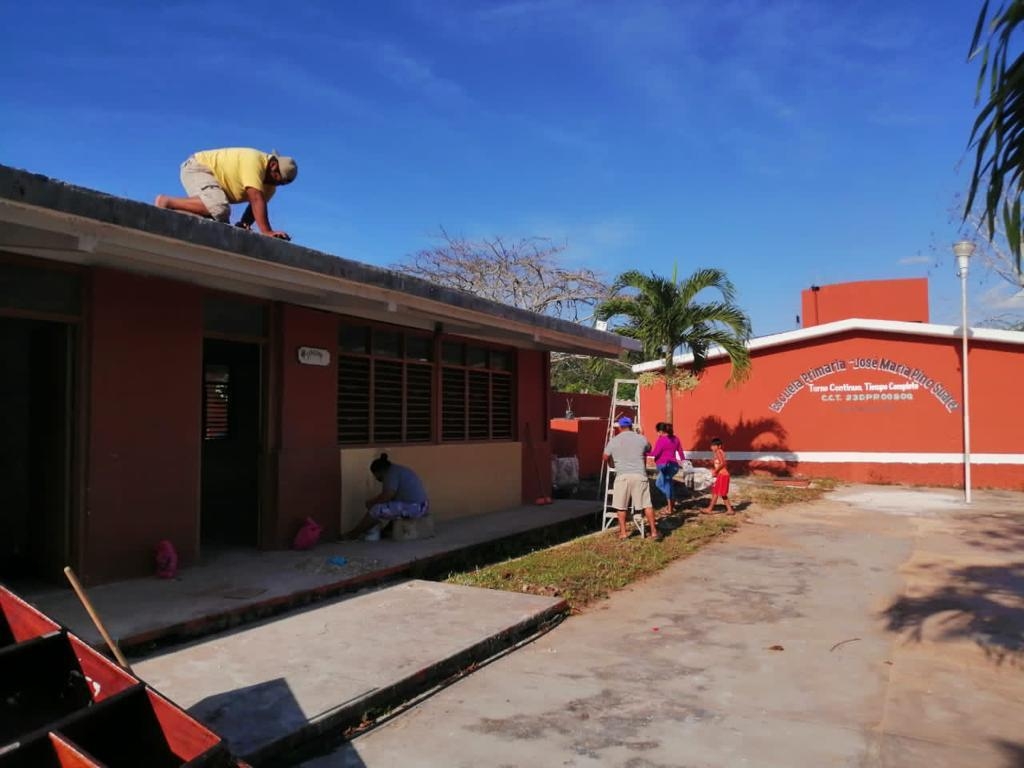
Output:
top-left (135, 580), bottom-right (566, 765)
top-left (22, 500), bottom-right (593, 651)
top-left (303, 485), bottom-right (1024, 768)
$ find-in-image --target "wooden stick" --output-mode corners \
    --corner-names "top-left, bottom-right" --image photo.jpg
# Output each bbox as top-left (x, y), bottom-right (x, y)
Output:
top-left (63, 566), bottom-right (132, 671)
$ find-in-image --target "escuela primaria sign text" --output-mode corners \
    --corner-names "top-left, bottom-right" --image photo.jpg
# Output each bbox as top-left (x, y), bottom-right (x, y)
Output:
top-left (769, 357), bottom-right (959, 414)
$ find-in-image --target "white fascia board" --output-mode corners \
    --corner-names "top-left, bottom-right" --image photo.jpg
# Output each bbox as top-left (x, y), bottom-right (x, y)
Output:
top-left (632, 318), bottom-right (1024, 373)
top-left (684, 450), bottom-right (1024, 465)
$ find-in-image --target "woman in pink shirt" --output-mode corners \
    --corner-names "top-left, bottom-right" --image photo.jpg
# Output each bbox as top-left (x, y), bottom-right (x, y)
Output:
top-left (651, 422), bottom-right (684, 513)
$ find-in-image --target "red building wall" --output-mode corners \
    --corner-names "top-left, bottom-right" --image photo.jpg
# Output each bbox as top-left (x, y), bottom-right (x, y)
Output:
top-left (549, 392), bottom-right (612, 479)
top-left (273, 305), bottom-right (341, 544)
top-left (550, 417), bottom-right (608, 478)
top-left (84, 269), bottom-right (202, 583)
top-left (640, 331), bottom-right (1023, 490)
top-left (518, 350), bottom-right (552, 501)
top-left (801, 278), bottom-right (928, 327)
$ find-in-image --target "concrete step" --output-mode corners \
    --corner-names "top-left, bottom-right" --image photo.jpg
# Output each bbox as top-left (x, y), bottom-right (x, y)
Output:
top-left (134, 580), bottom-right (566, 766)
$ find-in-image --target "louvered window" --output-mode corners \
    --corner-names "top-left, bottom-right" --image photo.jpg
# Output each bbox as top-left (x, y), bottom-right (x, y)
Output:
top-left (337, 322), bottom-right (435, 445)
top-left (337, 356), bottom-right (370, 444)
top-left (406, 364), bottom-right (433, 441)
top-left (441, 368), bottom-right (466, 441)
top-left (203, 365), bottom-right (230, 440)
top-left (338, 322), bottom-right (514, 446)
top-left (373, 359), bottom-right (404, 441)
top-left (440, 343), bottom-right (515, 442)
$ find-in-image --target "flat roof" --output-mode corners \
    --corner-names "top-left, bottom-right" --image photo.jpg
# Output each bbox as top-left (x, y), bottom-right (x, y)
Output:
top-left (0, 164), bottom-right (638, 357)
top-left (633, 317), bottom-right (1024, 372)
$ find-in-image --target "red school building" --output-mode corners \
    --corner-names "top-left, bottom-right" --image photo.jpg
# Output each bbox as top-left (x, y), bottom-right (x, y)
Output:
top-left (634, 278), bottom-right (1024, 490)
top-left (0, 165), bottom-right (635, 586)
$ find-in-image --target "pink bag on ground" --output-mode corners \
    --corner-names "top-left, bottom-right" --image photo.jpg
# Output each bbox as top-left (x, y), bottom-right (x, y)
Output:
top-left (155, 539), bottom-right (178, 579)
top-left (292, 517), bottom-right (323, 550)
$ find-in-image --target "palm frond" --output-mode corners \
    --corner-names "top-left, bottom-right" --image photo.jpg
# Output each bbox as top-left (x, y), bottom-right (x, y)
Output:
top-left (966, 0), bottom-right (1024, 275)
top-left (598, 265), bottom-right (753, 391)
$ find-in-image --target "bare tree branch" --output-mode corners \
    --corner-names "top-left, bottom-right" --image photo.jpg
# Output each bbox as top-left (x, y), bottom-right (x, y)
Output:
top-left (394, 229), bottom-right (626, 393)
top-left (395, 228), bottom-right (611, 323)
top-left (959, 193), bottom-right (1024, 286)
top-left (940, 190), bottom-right (1024, 328)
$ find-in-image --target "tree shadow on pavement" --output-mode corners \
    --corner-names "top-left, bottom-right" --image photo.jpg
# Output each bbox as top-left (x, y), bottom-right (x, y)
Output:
top-left (881, 561), bottom-right (1024, 667)
top-left (993, 739), bottom-right (1024, 768)
top-left (961, 514), bottom-right (1024, 555)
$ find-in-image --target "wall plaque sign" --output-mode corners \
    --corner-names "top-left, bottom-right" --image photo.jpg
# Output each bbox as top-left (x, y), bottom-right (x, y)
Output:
top-left (297, 346), bottom-right (331, 367)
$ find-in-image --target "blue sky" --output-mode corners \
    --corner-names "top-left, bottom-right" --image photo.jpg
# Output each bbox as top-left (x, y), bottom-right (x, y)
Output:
top-left (2, 0), bottom-right (1018, 334)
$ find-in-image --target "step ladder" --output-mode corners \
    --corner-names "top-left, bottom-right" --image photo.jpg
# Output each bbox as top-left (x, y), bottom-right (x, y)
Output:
top-left (599, 378), bottom-right (646, 535)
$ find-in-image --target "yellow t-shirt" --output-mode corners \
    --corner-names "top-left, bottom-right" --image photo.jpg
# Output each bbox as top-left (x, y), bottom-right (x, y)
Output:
top-left (192, 148), bottom-right (277, 204)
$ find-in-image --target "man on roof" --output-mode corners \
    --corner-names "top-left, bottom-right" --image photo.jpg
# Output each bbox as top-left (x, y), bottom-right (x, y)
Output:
top-left (155, 147), bottom-right (297, 240)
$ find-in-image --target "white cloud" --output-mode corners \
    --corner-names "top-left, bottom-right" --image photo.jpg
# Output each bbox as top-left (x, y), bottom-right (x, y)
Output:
top-left (358, 41), bottom-right (467, 105)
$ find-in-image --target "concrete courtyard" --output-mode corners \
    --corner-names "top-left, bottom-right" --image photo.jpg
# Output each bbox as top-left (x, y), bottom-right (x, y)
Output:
top-left (303, 484), bottom-right (1024, 768)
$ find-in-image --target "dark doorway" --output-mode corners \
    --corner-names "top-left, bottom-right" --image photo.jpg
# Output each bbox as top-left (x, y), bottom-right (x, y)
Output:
top-left (200, 339), bottom-right (262, 548)
top-left (0, 318), bottom-right (74, 582)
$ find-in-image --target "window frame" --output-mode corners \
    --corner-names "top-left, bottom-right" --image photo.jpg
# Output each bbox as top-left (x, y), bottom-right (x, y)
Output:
top-left (438, 340), bottom-right (516, 443)
top-left (336, 319), bottom-right (436, 446)
top-left (336, 317), bottom-right (517, 447)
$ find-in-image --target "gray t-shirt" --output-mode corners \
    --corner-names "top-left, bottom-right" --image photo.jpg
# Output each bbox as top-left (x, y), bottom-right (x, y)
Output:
top-left (383, 463), bottom-right (429, 504)
top-left (603, 430), bottom-right (651, 475)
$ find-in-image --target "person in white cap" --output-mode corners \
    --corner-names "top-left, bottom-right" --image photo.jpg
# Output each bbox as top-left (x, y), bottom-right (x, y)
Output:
top-left (155, 147), bottom-right (297, 240)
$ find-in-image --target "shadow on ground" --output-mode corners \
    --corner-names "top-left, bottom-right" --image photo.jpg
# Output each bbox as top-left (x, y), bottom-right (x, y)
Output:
top-left (994, 739), bottom-right (1024, 768)
top-left (882, 561), bottom-right (1024, 666)
top-left (189, 677), bottom-right (308, 763)
top-left (962, 514), bottom-right (1024, 554)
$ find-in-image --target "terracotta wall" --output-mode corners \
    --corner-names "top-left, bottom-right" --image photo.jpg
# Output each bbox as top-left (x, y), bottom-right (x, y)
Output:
top-left (550, 417), bottom-right (608, 478)
top-left (274, 305), bottom-right (341, 544)
top-left (78, 281), bottom-right (568, 580)
top-left (801, 278), bottom-right (929, 327)
top-left (519, 350), bottom-right (552, 500)
top-left (84, 269), bottom-right (202, 583)
top-left (639, 331), bottom-right (1024, 490)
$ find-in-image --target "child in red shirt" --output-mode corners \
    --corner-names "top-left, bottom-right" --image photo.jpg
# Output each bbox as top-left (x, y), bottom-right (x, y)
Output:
top-left (703, 437), bottom-right (736, 515)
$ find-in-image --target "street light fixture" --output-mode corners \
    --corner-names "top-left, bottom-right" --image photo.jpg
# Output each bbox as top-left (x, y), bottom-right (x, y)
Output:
top-left (952, 239), bottom-right (976, 504)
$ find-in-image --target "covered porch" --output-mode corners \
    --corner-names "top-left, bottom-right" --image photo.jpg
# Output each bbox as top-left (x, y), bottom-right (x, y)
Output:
top-left (20, 499), bottom-right (598, 653)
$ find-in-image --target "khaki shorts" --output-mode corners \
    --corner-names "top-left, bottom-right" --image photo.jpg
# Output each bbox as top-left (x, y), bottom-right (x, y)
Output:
top-left (180, 157), bottom-right (230, 222)
top-left (611, 473), bottom-right (651, 511)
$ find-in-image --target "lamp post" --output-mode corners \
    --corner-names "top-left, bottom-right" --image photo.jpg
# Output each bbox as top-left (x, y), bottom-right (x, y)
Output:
top-left (952, 239), bottom-right (976, 504)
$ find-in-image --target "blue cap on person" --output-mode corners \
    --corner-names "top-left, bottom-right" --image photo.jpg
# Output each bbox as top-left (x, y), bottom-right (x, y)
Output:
top-left (618, 416), bottom-right (633, 428)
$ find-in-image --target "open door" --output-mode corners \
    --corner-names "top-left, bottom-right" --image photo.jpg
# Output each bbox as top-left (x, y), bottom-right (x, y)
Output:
top-left (0, 318), bottom-right (74, 583)
top-left (200, 338), bottom-right (262, 548)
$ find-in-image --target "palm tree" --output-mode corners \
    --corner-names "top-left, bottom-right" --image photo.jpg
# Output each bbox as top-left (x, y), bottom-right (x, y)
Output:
top-left (966, 0), bottom-right (1024, 275)
top-left (595, 267), bottom-right (752, 424)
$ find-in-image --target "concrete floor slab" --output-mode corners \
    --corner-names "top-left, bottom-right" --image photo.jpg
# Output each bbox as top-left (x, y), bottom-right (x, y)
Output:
top-left (133, 580), bottom-right (564, 764)
top-left (304, 485), bottom-right (1024, 768)
top-left (20, 500), bottom-right (593, 650)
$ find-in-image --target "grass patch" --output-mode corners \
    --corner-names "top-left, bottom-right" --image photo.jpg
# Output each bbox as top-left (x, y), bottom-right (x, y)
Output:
top-left (738, 476), bottom-right (839, 508)
top-left (446, 477), bottom-right (843, 613)
top-left (447, 513), bottom-right (737, 613)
